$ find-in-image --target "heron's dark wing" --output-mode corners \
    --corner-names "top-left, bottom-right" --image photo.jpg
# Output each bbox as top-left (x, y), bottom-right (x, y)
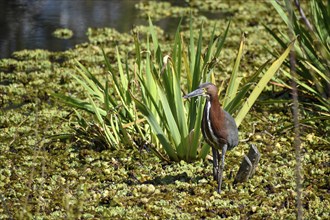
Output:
top-left (223, 110), bottom-right (239, 150)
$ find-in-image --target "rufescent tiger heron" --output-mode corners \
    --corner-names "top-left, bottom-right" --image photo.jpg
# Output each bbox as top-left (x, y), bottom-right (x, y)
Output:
top-left (183, 82), bottom-right (239, 193)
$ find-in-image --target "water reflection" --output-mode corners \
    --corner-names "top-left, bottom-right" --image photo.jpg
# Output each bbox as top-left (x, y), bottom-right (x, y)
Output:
top-left (0, 0), bottom-right (230, 59)
top-left (0, 0), bottom-right (147, 58)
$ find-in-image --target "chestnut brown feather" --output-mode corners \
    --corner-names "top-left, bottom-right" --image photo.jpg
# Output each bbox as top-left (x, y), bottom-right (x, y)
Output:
top-left (184, 82), bottom-right (239, 193)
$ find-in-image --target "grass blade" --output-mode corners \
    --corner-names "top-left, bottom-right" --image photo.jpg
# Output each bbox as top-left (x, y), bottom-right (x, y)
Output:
top-left (235, 40), bottom-right (295, 126)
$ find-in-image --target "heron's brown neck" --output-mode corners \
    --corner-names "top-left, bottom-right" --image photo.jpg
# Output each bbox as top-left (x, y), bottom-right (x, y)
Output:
top-left (208, 94), bottom-right (224, 117)
top-left (203, 94), bottom-right (227, 146)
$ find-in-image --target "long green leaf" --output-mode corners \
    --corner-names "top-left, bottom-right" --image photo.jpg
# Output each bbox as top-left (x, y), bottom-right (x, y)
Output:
top-left (134, 97), bottom-right (178, 161)
top-left (235, 40), bottom-right (295, 126)
top-left (157, 86), bottom-right (181, 148)
top-left (75, 62), bottom-right (104, 100)
top-left (189, 98), bottom-right (203, 160)
top-left (225, 60), bottom-right (271, 113)
top-left (87, 94), bottom-right (117, 148)
top-left (224, 34), bottom-right (245, 107)
top-left (53, 93), bottom-right (107, 116)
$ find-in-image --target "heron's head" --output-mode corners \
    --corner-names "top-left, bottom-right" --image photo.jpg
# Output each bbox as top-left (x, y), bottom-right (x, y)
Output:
top-left (183, 82), bottom-right (218, 100)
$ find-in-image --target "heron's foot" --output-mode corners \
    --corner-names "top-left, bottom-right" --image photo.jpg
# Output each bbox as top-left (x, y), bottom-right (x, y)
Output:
top-left (217, 185), bottom-right (221, 194)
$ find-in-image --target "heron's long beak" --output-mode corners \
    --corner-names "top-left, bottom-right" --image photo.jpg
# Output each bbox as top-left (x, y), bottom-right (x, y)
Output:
top-left (183, 88), bottom-right (205, 99)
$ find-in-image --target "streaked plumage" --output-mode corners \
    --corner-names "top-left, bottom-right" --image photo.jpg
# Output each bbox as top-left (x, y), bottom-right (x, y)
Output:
top-left (184, 82), bottom-right (239, 193)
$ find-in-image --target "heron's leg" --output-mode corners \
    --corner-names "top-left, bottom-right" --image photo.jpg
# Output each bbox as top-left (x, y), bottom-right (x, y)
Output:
top-left (217, 144), bottom-right (228, 193)
top-left (212, 147), bottom-right (218, 180)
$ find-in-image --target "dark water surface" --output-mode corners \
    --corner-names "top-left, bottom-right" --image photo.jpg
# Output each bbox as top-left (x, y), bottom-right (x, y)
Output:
top-left (0, 0), bottom-right (228, 59)
top-left (0, 0), bottom-right (149, 59)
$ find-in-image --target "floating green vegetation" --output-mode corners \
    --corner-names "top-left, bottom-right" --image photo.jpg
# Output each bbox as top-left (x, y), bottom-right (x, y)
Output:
top-left (135, 1), bottom-right (198, 19)
top-left (52, 28), bottom-right (74, 39)
top-left (0, 0), bottom-right (329, 219)
top-left (187, 0), bottom-right (231, 11)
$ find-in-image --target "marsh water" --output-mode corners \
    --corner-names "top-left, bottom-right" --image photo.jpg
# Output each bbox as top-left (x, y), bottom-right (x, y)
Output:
top-left (0, 0), bottom-right (187, 59)
top-left (0, 0), bottom-right (229, 59)
top-left (0, 0), bottom-right (147, 58)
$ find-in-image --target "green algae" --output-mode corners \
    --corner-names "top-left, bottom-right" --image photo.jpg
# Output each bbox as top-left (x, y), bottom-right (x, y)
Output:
top-left (0, 0), bottom-right (329, 219)
top-left (52, 28), bottom-right (74, 39)
top-left (135, 1), bottom-right (198, 20)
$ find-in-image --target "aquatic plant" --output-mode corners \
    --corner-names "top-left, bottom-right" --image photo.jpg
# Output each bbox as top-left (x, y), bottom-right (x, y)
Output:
top-left (134, 18), bottom-right (293, 162)
top-left (266, 0), bottom-right (330, 117)
top-left (53, 54), bottom-right (145, 149)
top-left (1, 1), bottom-right (329, 219)
top-left (133, 18), bottom-right (230, 162)
top-left (53, 15), bottom-right (293, 161)
top-left (52, 28), bottom-right (74, 39)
